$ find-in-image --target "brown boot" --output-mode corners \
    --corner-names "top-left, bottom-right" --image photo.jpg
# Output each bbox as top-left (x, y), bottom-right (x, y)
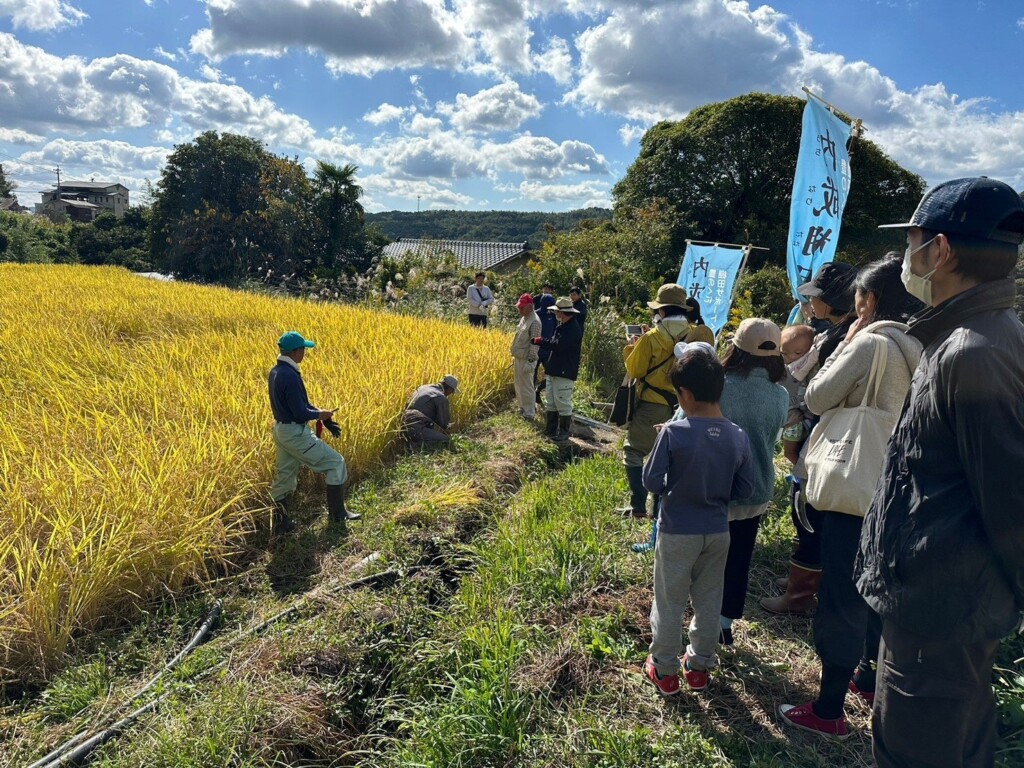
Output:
top-left (775, 575), bottom-right (789, 590)
top-left (760, 564), bottom-right (820, 615)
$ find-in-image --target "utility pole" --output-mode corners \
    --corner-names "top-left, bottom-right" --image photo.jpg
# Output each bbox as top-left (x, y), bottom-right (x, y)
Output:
top-left (417, 195), bottom-right (420, 213)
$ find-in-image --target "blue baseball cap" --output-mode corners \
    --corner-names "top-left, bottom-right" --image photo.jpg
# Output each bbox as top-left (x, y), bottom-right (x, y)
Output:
top-left (278, 331), bottom-right (315, 352)
top-left (879, 177), bottom-right (1024, 245)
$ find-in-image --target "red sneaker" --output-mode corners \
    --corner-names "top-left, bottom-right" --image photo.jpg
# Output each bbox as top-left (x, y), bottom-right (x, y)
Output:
top-left (682, 653), bottom-right (709, 691)
top-left (643, 655), bottom-right (680, 696)
top-left (848, 678), bottom-right (875, 705)
top-left (779, 702), bottom-right (849, 740)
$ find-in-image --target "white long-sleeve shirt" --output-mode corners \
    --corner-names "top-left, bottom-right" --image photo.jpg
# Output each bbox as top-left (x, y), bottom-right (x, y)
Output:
top-left (467, 284), bottom-right (494, 316)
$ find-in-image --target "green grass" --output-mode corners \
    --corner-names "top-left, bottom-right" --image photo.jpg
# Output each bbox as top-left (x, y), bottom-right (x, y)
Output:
top-left (3, 421), bottom-right (1021, 768)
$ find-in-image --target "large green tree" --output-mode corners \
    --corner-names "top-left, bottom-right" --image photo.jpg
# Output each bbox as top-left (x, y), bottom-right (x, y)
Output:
top-left (151, 132), bottom-right (359, 283)
top-left (613, 93), bottom-right (925, 271)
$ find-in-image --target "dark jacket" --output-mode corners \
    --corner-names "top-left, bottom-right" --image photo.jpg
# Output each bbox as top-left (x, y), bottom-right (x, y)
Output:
top-left (536, 316), bottom-right (583, 380)
top-left (268, 361), bottom-right (321, 424)
top-left (573, 299), bottom-right (589, 329)
top-left (535, 295), bottom-right (558, 364)
top-left (402, 383), bottom-right (451, 431)
top-left (856, 279), bottom-right (1024, 643)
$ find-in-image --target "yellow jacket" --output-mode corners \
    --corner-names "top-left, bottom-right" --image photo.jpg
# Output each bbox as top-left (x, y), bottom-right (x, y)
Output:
top-left (624, 319), bottom-right (715, 406)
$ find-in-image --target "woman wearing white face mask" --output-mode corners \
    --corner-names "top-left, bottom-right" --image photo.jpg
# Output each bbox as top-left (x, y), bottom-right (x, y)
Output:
top-left (779, 252), bottom-right (924, 739)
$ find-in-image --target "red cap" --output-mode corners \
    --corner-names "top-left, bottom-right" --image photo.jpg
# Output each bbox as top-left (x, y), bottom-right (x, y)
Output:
top-left (516, 293), bottom-right (534, 308)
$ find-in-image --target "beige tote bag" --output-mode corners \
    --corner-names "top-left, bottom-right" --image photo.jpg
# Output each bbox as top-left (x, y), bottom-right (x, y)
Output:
top-left (804, 336), bottom-right (895, 517)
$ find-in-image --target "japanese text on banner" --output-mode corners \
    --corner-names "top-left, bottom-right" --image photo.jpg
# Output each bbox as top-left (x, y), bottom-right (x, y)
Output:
top-left (675, 243), bottom-right (746, 337)
top-left (786, 98), bottom-right (853, 301)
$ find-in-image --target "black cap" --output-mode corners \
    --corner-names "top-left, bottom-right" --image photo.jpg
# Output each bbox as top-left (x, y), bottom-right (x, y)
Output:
top-left (879, 177), bottom-right (1024, 245)
top-left (798, 261), bottom-right (857, 312)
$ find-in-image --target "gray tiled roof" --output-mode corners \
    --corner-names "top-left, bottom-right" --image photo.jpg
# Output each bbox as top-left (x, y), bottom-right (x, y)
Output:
top-left (382, 238), bottom-right (529, 271)
top-left (44, 181), bottom-right (128, 192)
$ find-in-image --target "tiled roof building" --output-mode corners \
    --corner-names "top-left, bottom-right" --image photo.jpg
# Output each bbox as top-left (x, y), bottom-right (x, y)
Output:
top-left (382, 238), bottom-right (530, 272)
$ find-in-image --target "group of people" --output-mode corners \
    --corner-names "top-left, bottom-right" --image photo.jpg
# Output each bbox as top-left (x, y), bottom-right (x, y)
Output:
top-left (635, 176), bottom-right (1024, 768)
top-left (507, 283), bottom-right (590, 438)
top-left (262, 176), bottom-right (1024, 767)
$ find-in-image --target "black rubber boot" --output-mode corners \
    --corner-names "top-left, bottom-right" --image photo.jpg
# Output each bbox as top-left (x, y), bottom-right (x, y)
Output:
top-left (556, 415), bottom-right (572, 441)
top-left (326, 484), bottom-right (361, 523)
top-left (545, 410), bottom-right (559, 437)
top-left (272, 496), bottom-right (296, 534)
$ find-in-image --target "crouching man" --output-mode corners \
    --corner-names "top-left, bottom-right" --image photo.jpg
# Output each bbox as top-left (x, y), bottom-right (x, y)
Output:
top-left (402, 375), bottom-right (459, 450)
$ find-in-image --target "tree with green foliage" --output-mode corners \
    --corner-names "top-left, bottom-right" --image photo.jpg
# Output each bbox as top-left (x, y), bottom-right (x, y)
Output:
top-left (0, 211), bottom-right (74, 264)
top-left (150, 132), bottom-right (376, 284)
top-left (151, 132), bottom-right (275, 282)
top-left (311, 161), bottom-right (374, 274)
top-left (613, 92), bottom-right (924, 271)
top-left (70, 208), bottom-right (152, 271)
top-left (0, 163), bottom-right (15, 199)
top-left (365, 207), bottom-right (612, 248)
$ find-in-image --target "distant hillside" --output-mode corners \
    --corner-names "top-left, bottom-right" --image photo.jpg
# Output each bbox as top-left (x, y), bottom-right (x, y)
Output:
top-left (365, 208), bottom-right (613, 249)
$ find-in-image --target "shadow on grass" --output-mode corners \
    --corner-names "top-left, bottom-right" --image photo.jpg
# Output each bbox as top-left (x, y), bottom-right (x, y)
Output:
top-left (265, 508), bottom-right (353, 596)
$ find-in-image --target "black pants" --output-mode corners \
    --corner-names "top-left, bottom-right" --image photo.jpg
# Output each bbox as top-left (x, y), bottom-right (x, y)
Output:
top-left (873, 619), bottom-right (999, 768)
top-left (791, 480), bottom-right (823, 569)
top-left (721, 515), bottom-right (762, 620)
top-left (468, 314), bottom-right (488, 328)
top-left (813, 511), bottom-right (881, 718)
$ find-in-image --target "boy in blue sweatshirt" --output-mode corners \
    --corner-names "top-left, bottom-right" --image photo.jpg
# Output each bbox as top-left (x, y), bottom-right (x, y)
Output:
top-left (642, 347), bottom-right (755, 695)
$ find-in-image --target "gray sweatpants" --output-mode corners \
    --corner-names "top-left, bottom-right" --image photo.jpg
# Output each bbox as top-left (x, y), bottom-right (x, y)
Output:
top-left (649, 531), bottom-right (730, 675)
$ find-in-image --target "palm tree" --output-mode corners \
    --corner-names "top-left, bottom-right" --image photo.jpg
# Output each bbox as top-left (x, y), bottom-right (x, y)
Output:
top-left (312, 161), bottom-right (366, 271)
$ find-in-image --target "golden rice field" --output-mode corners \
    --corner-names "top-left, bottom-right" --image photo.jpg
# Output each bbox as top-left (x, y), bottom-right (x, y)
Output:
top-left (0, 264), bottom-right (511, 681)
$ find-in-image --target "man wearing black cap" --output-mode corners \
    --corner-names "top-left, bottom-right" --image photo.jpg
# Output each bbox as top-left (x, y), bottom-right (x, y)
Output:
top-left (856, 177), bottom-right (1024, 768)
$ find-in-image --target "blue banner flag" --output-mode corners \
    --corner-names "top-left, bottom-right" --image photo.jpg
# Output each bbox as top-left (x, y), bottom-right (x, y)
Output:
top-left (676, 243), bottom-right (747, 337)
top-left (786, 98), bottom-right (853, 302)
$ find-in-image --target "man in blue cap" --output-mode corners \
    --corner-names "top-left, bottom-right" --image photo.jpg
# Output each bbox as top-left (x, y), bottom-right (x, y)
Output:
top-left (851, 178), bottom-right (1024, 766)
top-left (268, 331), bottom-right (359, 531)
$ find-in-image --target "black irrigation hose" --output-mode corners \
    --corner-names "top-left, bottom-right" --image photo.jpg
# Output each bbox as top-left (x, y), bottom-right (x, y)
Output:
top-left (35, 695), bottom-right (169, 768)
top-left (25, 553), bottom-right (420, 768)
top-left (26, 602), bottom-right (223, 768)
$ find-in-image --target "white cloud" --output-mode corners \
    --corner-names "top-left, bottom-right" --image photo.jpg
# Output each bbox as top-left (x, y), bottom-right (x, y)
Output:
top-left (363, 103), bottom-right (409, 126)
top-left (20, 138), bottom-right (169, 176)
top-left (618, 123), bottom-right (645, 145)
top-left (518, 179), bottom-right (610, 204)
top-left (0, 33), bottom-right (321, 149)
top-left (199, 63), bottom-right (222, 82)
top-left (0, 0), bottom-right (86, 31)
top-left (570, 1), bottom-right (796, 122)
top-left (360, 172), bottom-right (472, 209)
top-left (480, 135), bottom-right (609, 179)
top-left (456, 0), bottom-right (533, 72)
top-left (371, 131), bottom-right (484, 180)
top-left (153, 45), bottom-right (177, 62)
top-left (191, 0), bottom-right (474, 77)
top-left (408, 113), bottom-right (444, 134)
top-left (564, 0), bottom-right (1024, 189)
top-left (534, 36), bottom-right (572, 85)
top-left (1017, 17), bottom-right (1024, 31)
top-left (439, 81), bottom-right (543, 133)
top-left (0, 127), bottom-right (45, 144)
top-left (15, 139), bottom-right (169, 199)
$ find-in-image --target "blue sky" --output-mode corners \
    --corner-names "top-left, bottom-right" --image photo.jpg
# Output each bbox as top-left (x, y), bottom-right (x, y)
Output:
top-left (1, 1), bottom-right (1022, 213)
